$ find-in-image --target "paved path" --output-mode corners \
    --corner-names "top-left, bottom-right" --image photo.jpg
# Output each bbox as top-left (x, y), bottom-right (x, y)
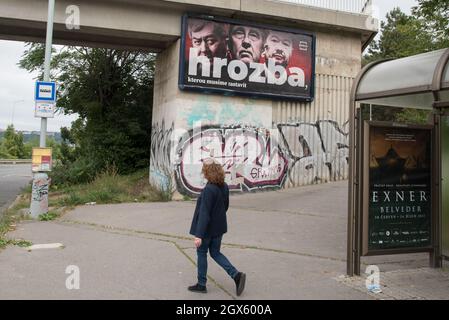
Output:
top-left (0, 181), bottom-right (448, 300)
top-left (0, 164), bottom-right (32, 212)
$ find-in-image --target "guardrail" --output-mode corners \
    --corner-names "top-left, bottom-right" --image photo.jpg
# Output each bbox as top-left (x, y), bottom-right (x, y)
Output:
top-left (275, 0), bottom-right (372, 14)
top-left (0, 159), bottom-right (32, 164)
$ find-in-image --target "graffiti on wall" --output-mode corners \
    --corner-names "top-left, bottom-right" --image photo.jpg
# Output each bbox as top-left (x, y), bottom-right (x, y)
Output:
top-left (149, 119), bottom-right (349, 196)
top-left (277, 120), bottom-right (349, 185)
top-left (149, 120), bottom-right (174, 191)
top-left (174, 126), bottom-right (289, 196)
top-left (182, 96), bottom-right (268, 128)
top-left (32, 178), bottom-right (49, 202)
top-left (30, 174), bottom-right (49, 215)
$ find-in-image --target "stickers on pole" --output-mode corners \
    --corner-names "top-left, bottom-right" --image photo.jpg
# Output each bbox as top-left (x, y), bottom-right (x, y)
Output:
top-left (32, 147), bottom-right (52, 172)
top-left (34, 81), bottom-right (56, 118)
top-left (35, 101), bottom-right (55, 118)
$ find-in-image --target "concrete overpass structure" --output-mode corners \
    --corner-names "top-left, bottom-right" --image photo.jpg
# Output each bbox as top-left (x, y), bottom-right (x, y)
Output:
top-left (0, 0), bottom-right (378, 196)
top-left (0, 0), bottom-right (376, 51)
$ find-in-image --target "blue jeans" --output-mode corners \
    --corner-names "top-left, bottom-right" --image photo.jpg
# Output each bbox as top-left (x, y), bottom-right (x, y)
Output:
top-left (196, 235), bottom-right (238, 286)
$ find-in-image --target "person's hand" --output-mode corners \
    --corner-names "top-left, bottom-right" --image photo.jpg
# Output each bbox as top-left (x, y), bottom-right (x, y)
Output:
top-left (194, 237), bottom-right (202, 248)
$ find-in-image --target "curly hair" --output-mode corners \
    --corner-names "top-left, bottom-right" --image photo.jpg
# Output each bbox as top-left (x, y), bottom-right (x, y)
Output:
top-left (202, 159), bottom-right (225, 186)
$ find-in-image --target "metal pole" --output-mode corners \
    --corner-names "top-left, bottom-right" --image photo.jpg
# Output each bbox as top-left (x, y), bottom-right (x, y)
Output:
top-left (348, 99), bottom-right (356, 276)
top-left (40, 0), bottom-right (55, 148)
top-left (355, 107), bottom-right (363, 276)
top-left (431, 112), bottom-right (442, 268)
top-left (31, 0), bottom-right (54, 219)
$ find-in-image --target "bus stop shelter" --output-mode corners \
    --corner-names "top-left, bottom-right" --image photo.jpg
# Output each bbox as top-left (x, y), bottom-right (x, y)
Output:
top-left (347, 48), bottom-right (449, 276)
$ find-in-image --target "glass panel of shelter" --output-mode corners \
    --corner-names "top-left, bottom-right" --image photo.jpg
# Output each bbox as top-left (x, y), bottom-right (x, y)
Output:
top-left (442, 114), bottom-right (449, 259)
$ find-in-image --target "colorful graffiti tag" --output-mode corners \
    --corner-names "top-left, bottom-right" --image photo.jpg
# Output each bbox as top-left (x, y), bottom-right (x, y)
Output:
top-left (149, 120), bottom-right (174, 191)
top-left (277, 120), bottom-right (349, 185)
top-left (175, 126), bottom-right (288, 195)
top-left (149, 119), bottom-right (349, 196)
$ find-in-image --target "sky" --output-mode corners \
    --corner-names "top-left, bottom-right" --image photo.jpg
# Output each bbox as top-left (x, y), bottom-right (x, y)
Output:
top-left (0, 42), bottom-right (77, 132)
top-left (0, 0), bottom-right (418, 132)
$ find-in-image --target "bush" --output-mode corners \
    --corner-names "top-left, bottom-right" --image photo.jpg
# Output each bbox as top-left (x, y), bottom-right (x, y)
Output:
top-left (50, 158), bottom-right (98, 186)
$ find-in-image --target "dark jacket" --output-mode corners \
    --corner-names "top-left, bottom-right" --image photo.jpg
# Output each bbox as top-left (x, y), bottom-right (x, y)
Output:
top-left (189, 182), bottom-right (229, 239)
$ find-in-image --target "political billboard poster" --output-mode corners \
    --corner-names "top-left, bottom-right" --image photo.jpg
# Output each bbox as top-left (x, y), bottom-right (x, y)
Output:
top-left (179, 15), bottom-right (315, 101)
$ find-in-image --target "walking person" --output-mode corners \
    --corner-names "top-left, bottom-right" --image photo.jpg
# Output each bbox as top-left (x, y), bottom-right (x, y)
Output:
top-left (188, 158), bottom-right (246, 296)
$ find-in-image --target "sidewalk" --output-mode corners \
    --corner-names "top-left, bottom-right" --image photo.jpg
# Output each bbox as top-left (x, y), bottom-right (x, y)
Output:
top-left (0, 181), bottom-right (448, 300)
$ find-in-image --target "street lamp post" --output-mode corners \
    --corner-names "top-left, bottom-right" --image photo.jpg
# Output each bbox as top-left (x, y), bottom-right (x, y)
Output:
top-left (11, 99), bottom-right (25, 126)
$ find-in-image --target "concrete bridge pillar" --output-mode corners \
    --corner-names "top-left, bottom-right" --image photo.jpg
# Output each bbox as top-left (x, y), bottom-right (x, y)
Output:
top-left (150, 39), bottom-right (278, 197)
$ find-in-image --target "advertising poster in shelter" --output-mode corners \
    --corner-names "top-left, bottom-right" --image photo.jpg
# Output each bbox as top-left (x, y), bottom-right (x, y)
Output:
top-left (179, 15), bottom-right (315, 101)
top-left (366, 124), bottom-right (432, 252)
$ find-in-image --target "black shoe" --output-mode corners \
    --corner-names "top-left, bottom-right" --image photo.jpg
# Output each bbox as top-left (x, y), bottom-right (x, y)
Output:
top-left (233, 272), bottom-right (246, 296)
top-left (188, 283), bottom-right (207, 293)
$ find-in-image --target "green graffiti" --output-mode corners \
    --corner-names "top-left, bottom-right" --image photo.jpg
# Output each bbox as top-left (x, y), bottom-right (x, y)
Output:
top-left (184, 96), bottom-right (215, 127)
top-left (184, 97), bottom-right (263, 127)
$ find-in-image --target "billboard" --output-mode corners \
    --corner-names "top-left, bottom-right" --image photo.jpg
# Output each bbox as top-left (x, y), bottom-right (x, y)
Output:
top-left (179, 15), bottom-right (315, 101)
top-left (362, 122), bottom-right (433, 255)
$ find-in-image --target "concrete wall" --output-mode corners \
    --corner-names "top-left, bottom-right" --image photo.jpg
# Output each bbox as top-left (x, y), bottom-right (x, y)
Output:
top-left (150, 27), bottom-right (361, 196)
top-left (273, 30), bottom-right (360, 188)
top-left (150, 40), bottom-right (277, 196)
top-left (0, 0), bottom-right (376, 51)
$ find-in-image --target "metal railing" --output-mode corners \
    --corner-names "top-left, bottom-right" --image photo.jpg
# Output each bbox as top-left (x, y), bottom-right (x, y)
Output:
top-left (0, 159), bottom-right (32, 164)
top-left (275, 0), bottom-right (372, 14)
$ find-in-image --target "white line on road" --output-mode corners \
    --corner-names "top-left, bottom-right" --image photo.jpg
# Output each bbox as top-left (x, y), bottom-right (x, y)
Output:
top-left (25, 243), bottom-right (65, 251)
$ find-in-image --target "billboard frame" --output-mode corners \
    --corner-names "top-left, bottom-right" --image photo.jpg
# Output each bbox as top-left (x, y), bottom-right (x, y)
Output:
top-left (178, 13), bottom-right (316, 102)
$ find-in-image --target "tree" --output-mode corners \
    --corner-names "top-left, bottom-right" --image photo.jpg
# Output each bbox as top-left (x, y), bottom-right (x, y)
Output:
top-left (0, 125), bottom-right (26, 159)
top-left (22, 136), bottom-right (61, 161)
top-left (19, 45), bottom-right (155, 183)
top-left (363, 8), bottom-right (435, 64)
top-left (362, 5), bottom-right (445, 124)
top-left (364, 2), bottom-right (449, 64)
top-left (0, 141), bottom-right (11, 159)
top-left (413, 0), bottom-right (449, 48)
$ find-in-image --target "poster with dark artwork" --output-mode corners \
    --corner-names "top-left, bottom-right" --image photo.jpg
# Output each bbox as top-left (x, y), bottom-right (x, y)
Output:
top-left (179, 15), bottom-right (315, 101)
top-left (368, 125), bottom-right (432, 251)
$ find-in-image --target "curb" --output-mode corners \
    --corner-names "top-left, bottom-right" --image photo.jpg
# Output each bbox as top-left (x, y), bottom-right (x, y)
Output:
top-left (8, 194), bottom-right (24, 210)
top-left (1, 194), bottom-right (25, 216)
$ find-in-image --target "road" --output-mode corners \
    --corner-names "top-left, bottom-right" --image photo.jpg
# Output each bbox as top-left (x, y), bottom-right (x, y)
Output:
top-left (0, 164), bottom-right (32, 212)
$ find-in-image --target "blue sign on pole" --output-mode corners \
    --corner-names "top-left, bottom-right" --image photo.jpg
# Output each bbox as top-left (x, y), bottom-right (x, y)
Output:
top-left (35, 81), bottom-right (56, 102)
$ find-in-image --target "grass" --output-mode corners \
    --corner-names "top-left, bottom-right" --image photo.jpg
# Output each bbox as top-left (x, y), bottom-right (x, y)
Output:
top-left (0, 238), bottom-right (32, 248)
top-left (38, 212), bottom-right (59, 221)
top-left (0, 190), bottom-right (33, 249)
top-left (50, 168), bottom-right (172, 208)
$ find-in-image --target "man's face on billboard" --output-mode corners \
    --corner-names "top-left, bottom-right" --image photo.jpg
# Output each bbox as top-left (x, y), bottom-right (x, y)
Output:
top-left (230, 26), bottom-right (264, 64)
top-left (264, 31), bottom-right (293, 67)
top-left (191, 22), bottom-right (226, 63)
